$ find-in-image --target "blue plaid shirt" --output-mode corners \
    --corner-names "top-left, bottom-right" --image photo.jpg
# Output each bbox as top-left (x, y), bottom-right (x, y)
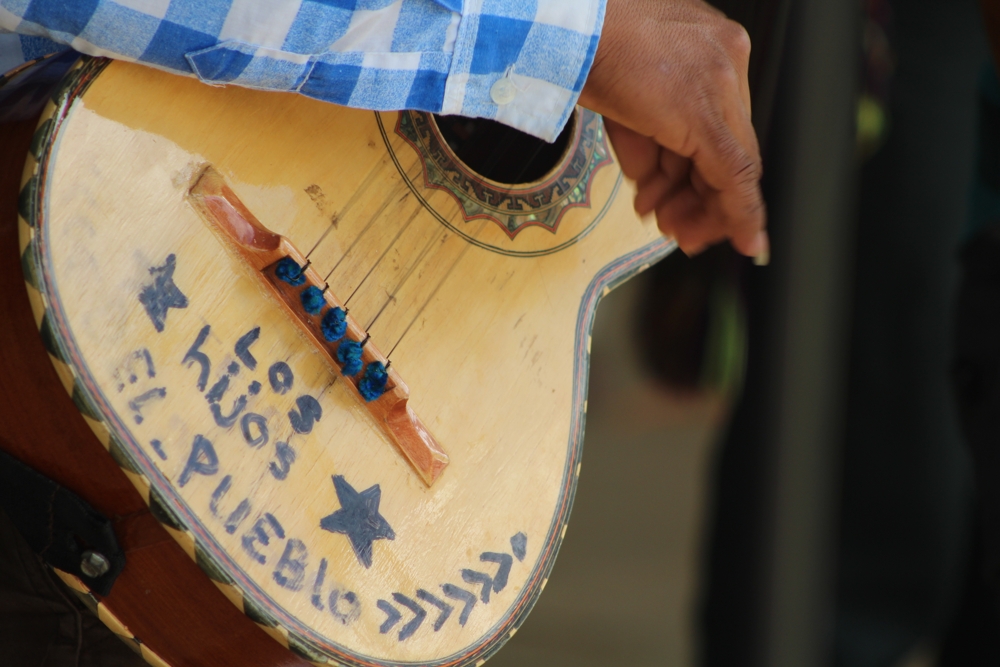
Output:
top-left (0, 0), bottom-right (604, 140)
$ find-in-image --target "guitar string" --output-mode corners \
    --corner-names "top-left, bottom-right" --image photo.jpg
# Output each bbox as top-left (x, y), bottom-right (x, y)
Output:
top-left (384, 226), bottom-right (481, 359)
top-left (318, 155), bottom-right (424, 279)
top-left (363, 220), bottom-right (454, 333)
top-left (301, 116), bottom-right (551, 360)
top-left (341, 196), bottom-right (423, 308)
top-left (369, 122), bottom-right (552, 354)
top-left (303, 158), bottom-right (391, 260)
top-left (316, 184), bottom-right (402, 280)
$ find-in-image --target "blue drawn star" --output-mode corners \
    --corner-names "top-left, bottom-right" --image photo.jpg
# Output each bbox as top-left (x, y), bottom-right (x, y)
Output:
top-left (138, 254), bottom-right (188, 333)
top-left (320, 475), bottom-right (395, 568)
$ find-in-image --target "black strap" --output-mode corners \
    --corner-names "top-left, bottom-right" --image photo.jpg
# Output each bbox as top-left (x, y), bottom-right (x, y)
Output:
top-left (0, 447), bottom-right (124, 596)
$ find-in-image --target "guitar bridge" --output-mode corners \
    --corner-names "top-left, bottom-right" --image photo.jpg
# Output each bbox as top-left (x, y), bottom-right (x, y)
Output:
top-left (187, 166), bottom-right (448, 486)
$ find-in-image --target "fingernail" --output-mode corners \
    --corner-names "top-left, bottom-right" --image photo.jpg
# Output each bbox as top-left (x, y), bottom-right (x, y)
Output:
top-left (682, 243), bottom-right (708, 258)
top-left (749, 231), bottom-right (770, 266)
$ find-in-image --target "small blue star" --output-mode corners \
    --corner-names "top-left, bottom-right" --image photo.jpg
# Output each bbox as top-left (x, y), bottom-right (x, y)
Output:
top-left (320, 475), bottom-right (395, 568)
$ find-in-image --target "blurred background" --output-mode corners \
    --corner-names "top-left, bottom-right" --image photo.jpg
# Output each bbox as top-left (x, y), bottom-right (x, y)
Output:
top-left (490, 0), bottom-right (996, 665)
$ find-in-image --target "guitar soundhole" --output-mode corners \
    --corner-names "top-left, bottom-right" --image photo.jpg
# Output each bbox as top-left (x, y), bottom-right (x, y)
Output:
top-left (432, 113), bottom-right (575, 185)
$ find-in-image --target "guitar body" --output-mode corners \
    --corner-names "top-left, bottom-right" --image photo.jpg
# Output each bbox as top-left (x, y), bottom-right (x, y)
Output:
top-left (0, 57), bottom-right (671, 666)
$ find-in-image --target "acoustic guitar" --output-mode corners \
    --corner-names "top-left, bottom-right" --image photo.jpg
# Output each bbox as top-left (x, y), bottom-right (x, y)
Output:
top-left (0, 54), bottom-right (672, 667)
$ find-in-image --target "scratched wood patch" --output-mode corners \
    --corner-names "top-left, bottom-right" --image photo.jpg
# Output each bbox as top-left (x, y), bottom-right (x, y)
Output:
top-left (20, 59), bottom-right (672, 666)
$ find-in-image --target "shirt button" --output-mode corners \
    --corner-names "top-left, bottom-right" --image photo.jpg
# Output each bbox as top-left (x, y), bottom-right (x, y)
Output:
top-left (490, 78), bottom-right (516, 105)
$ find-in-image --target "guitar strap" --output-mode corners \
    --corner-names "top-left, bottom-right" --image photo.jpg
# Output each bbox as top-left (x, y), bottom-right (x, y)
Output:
top-left (0, 446), bottom-right (124, 596)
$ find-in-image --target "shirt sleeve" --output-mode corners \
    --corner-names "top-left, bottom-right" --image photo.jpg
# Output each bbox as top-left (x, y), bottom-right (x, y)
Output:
top-left (0, 0), bottom-right (604, 141)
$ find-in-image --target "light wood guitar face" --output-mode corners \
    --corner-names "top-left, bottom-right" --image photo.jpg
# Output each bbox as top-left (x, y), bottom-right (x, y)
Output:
top-left (19, 58), bottom-right (671, 666)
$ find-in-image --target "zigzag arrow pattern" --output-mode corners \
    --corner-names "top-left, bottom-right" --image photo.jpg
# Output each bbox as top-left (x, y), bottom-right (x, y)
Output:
top-left (378, 532), bottom-right (528, 641)
top-left (392, 593), bottom-right (426, 640)
top-left (441, 584), bottom-right (477, 626)
top-left (460, 552), bottom-right (512, 603)
top-left (416, 589), bottom-right (453, 631)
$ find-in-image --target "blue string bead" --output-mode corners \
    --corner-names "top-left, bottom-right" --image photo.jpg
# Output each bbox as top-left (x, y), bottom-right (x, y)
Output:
top-left (358, 362), bottom-right (389, 402)
top-left (275, 257), bottom-right (306, 286)
top-left (336, 340), bottom-right (364, 376)
top-left (321, 307), bottom-right (348, 342)
top-left (301, 286), bottom-right (325, 315)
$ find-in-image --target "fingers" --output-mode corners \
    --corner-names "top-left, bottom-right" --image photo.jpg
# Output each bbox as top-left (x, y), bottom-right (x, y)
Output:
top-left (674, 65), bottom-right (765, 256)
top-left (583, 0), bottom-right (767, 260)
top-left (604, 119), bottom-right (659, 182)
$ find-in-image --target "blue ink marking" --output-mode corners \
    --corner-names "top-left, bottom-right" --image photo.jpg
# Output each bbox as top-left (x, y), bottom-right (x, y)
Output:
top-left (234, 327), bottom-right (260, 370)
top-left (416, 589), bottom-right (453, 631)
top-left (248, 381), bottom-right (261, 395)
top-left (182, 325), bottom-right (212, 391)
top-left (273, 538), bottom-right (307, 591)
top-left (211, 396), bottom-right (247, 427)
top-left (227, 361), bottom-right (240, 375)
top-left (480, 552), bottom-right (512, 592)
top-left (224, 499), bottom-right (251, 534)
top-left (150, 439), bottom-right (167, 460)
top-left (321, 307), bottom-right (348, 342)
top-left (138, 254), bottom-right (189, 333)
top-left (269, 441), bottom-right (296, 481)
top-left (116, 349), bottom-right (156, 392)
top-left (392, 593), bottom-right (426, 641)
top-left (141, 349), bottom-right (155, 377)
top-left (241, 513), bottom-right (284, 564)
top-left (311, 558), bottom-right (328, 611)
top-left (240, 413), bottom-right (269, 448)
top-left (358, 362), bottom-right (389, 401)
top-left (275, 257), bottom-right (306, 286)
top-left (329, 590), bottom-right (361, 625)
top-left (511, 532), bottom-right (527, 561)
top-left (205, 375), bottom-right (230, 404)
top-left (128, 387), bottom-right (166, 424)
top-left (441, 584), bottom-right (476, 626)
top-left (288, 395), bottom-right (322, 434)
top-left (377, 599), bottom-right (401, 634)
top-left (209, 475), bottom-right (232, 516)
top-left (178, 435), bottom-right (218, 487)
top-left (336, 340), bottom-right (363, 376)
top-left (319, 475), bottom-right (395, 569)
top-left (301, 286), bottom-right (325, 315)
top-left (268, 362), bottom-right (293, 394)
top-left (461, 569), bottom-right (495, 603)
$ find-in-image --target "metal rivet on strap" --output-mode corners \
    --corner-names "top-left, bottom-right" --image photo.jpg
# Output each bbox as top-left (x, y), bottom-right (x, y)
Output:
top-left (80, 550), bottom-right (110, 578)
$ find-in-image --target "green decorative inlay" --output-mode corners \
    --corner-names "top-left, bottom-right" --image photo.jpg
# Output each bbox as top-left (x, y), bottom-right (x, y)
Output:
top-left (21, 242), bottom-right (40, 291)
top-left (29, 118), bottom-right (54, 161)
top-left (288, 634), bottom-right (329, 662)
top-left (195, 544), bottom-right (235, 585)
top-left (38, 313), bottom-right (68, 362)
top-left (18, 174), bottom-right (37, 226)
top-left (108, 432), bottom-right (141, 474)
top-left (243, 596), bottom-right (279, 628)
top-left (71, 379), bottom-right (102, 421)
top-left (49, 69), bottom-right (78, 106)
top-left (148, 487), bottom-right (183, 531)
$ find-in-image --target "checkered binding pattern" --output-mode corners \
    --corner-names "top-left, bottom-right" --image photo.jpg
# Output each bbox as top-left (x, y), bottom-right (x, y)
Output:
top-left (1, 0), bottom-right (603, 140)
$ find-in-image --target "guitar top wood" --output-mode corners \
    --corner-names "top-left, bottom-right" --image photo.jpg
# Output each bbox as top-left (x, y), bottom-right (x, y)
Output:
top-left (17, 57), bottom-right (672, 666)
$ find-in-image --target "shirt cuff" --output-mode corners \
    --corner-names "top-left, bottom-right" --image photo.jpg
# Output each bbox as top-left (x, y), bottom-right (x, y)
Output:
top-left (441, 0), bottom-right (606, 142)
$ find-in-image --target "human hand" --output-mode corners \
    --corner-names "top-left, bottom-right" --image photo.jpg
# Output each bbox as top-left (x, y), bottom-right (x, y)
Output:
top-left (579, 0), bottom-right (767, 262)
